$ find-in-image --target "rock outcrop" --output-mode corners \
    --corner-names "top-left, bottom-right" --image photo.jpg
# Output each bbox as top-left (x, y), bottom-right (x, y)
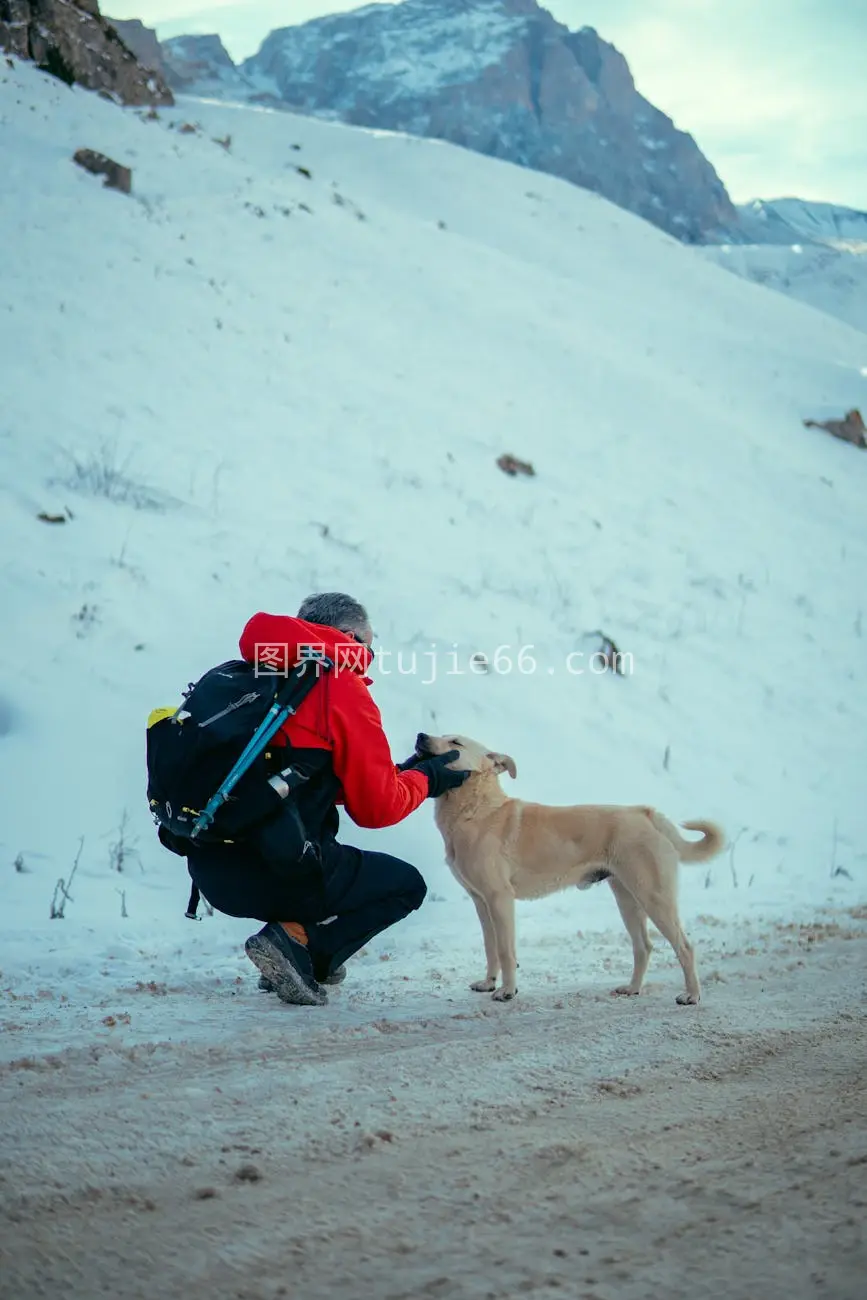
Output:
top-left (0, 0), bottom-right (173, 105)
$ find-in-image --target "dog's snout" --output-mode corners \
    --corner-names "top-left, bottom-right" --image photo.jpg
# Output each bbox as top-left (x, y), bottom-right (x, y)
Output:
top-left (415, 731), bottom-right (436, 758)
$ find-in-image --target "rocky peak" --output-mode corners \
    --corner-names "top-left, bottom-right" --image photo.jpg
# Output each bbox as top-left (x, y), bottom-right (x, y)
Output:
top-left (108, 16), bottom-right (165, 74)
top-left (163, 33), bottom-right (235, 76)
top-left (160, 33), bottom-right (252, 95)
top-left (566, 26), bottom-right (634, 102)
top-left (0, 0), bottom-right (173, 105)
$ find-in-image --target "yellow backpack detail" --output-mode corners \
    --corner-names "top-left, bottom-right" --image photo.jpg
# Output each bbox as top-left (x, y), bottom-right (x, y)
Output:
top-left (147, 706), bottom-right (178, 729)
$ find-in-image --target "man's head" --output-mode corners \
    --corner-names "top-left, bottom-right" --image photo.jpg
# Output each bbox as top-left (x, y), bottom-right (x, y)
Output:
top-left (297, 592), bottom-right (373, 647)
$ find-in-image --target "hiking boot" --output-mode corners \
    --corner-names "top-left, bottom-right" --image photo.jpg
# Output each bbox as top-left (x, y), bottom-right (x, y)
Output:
top-left (258, 963), bottom-right (346, 992)
top-left (245, 923), bottom-right (327, 1007)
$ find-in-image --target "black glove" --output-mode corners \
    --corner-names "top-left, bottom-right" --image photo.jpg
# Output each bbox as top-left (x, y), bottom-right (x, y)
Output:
top-left (414, 750), bottom-right (471, 799)
top-left (397, 752), bottom-right (425, 771)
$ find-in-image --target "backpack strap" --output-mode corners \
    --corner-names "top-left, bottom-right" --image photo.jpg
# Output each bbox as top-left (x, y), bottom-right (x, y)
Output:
top-left (185, 883), bottom-right (201, 920)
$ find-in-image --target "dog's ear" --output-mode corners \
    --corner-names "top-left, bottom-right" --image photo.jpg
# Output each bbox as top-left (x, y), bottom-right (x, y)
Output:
top-left (487, 752), bottom-right (517, 779)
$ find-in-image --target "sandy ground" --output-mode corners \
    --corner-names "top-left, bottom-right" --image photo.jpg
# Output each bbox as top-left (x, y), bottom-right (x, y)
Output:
top-left (1, 917), bottom-right (865, 1300)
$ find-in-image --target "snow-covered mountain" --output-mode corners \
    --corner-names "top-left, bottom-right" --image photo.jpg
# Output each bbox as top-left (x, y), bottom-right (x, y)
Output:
top-left (735, 198), bottom-right (867, 247)
top-left (160, 32), bottom-right (255, 95)
top-left (2, 54), bottom-right (866, 1036)
top-left (152, 0), bottom-right (736, 243)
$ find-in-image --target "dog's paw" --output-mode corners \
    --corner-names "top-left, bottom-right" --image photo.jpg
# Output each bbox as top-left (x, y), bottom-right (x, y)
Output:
top-left (470, 978), bottom-right (497, 993)
top-left (612, 985), bottom-right (641, 997)
top-left (676, 992), bottom-right (700, 1006)
top-left (491, 987), bottom-right (517, 1002)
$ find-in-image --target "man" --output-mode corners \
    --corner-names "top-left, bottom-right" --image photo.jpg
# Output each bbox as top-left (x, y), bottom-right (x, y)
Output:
top-left (186, 592), bottom-right (469, 1006)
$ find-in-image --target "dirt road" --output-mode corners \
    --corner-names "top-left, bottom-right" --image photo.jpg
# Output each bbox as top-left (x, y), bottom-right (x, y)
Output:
top-left (1, 921), bottom-right (865, 1300)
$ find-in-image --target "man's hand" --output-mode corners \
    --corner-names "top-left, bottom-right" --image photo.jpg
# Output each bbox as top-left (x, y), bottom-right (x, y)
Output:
top-left (414, 750), bottom-right (471, 799)
top-left (397, 752), bottom-right (425, 772)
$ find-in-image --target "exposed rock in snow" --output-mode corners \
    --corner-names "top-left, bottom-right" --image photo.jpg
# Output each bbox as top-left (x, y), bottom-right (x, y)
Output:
top-left (0, 0), bottom-right (173, 105)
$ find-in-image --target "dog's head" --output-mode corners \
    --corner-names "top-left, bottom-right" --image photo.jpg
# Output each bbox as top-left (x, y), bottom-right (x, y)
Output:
top-left (415, 732), bottom-right (517, 780)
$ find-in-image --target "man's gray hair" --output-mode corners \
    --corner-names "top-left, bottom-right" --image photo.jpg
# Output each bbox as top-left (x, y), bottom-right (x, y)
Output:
top-left (297, 592), bottom-right (370, 637)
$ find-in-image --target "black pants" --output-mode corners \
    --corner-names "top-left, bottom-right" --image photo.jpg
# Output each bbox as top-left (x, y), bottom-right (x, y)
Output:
top-left (187, 837), bottom-right (427, 979)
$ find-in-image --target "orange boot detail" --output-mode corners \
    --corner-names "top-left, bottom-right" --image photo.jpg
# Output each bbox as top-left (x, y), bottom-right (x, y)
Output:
top-left (279, 921), bottom-right (308, 946)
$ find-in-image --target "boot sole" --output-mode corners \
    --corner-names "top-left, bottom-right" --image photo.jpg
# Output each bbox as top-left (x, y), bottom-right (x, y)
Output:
top-left (245, 933), bottom-right (328, 1007)
top-left (260, 964), bottom-right (345, 992)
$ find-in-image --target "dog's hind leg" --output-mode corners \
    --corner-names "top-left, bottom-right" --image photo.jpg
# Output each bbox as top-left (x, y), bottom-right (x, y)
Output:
top-left (485, 890), bottom-right (518, 1001)
top-left (469, 892), bottom-right (500, 993)
top-left (608, 877), bottom-right (653, 996)
top-left (646, 905), bottom-right (700, 1005)
top-left (617, 847), bottom-right (701, 1005)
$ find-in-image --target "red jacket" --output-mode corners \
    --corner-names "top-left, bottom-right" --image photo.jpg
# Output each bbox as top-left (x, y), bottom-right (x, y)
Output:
top-left (239, 612), bottom-right (429, 829)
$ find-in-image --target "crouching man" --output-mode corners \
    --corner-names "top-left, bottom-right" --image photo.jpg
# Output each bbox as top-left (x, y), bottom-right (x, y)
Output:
top-left (186, 592), bottom-right (469, 1005)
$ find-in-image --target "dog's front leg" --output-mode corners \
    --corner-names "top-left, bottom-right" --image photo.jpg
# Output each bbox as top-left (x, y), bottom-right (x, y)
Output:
top-left (486, 890), bottom-right (518, 1000)
top-left (469, 893), bottom-right (499, 993)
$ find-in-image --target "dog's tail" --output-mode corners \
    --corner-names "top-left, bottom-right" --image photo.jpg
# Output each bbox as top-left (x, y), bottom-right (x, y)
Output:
top-left (650, 812), bottom-right (726, 863)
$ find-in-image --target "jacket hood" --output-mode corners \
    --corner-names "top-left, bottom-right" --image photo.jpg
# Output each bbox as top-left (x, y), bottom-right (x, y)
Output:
top-left (239, 612), bottom-right (374, 678)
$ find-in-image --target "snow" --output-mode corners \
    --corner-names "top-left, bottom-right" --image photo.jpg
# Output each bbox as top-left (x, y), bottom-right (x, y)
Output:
top-left (701, 240), bottom-right (867, 336)
top-left (1, 58), bottom-right (866, 1072)
top-left (701, 197), bottom-right (867, 334)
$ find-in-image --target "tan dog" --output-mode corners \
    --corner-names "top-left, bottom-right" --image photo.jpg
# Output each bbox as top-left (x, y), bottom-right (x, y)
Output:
top-left (419, 733), bottom-right (725, 1005)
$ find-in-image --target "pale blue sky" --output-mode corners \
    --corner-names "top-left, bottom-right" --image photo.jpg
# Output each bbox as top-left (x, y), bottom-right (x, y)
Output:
top-left (106, 0), bottom-right (867, 209)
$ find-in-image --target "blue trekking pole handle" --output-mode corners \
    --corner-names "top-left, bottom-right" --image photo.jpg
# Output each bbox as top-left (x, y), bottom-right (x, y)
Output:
top-left (190, 701), bottom-right (294, 838)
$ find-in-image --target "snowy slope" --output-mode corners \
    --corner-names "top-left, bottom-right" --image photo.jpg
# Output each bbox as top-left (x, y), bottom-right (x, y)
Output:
top-left (701, 197), bottom-right (867, 334)
top-left (701, 241), bottom-right (867, 336)
top-left (1, 59), bottom-right (866, 1050)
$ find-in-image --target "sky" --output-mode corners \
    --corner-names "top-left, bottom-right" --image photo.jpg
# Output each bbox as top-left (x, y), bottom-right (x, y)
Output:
top-left (105, 0), bottom-right (867, 209)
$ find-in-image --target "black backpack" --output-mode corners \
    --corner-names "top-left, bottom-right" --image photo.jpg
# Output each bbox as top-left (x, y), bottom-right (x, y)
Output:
top-left (146, 655), bottom-right (331, 851)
